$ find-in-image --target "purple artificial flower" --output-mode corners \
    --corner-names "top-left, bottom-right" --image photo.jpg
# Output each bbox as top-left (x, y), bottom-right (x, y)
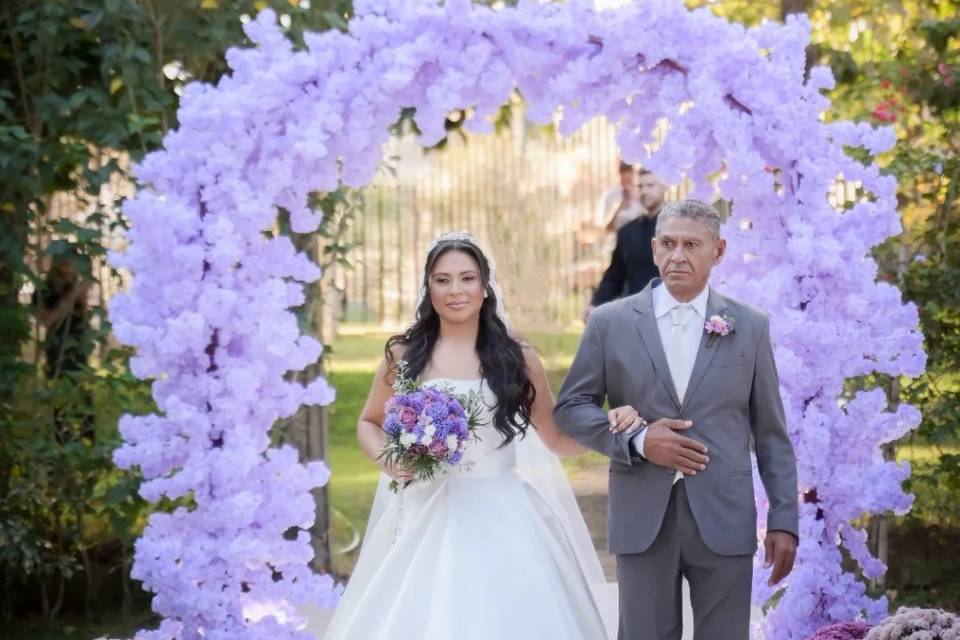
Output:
top-left (383, 413), bottom-right (402, 437)
top-left (399, 406), bottom-right (418, 427)
top-left (704, 314), bottom-right (735, 347)
top-left (426, 403), bottom-right (449, 425)
top-left (408, 443), bottom-right (428, 456)
top-left (110, 2), bottom-right (925, 638)
top-left (806, 621), bottom-right (872, 640)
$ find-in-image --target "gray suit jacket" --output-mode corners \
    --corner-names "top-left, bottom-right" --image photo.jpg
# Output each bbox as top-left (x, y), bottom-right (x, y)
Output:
top-left (555, 280), bottom-right (799, 556)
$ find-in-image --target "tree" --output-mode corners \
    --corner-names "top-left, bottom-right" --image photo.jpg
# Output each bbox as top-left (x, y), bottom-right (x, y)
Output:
top-left (0, 0), bottom-right (351, 623)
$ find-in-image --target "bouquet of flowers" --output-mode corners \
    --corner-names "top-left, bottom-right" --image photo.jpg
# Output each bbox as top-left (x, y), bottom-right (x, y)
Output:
top-left (380, 361), bottom-right (484, 492)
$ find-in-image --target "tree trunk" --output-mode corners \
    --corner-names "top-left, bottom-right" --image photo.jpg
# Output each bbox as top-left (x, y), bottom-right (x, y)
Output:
top-left (285, 266), bottom-right (334, 576)
top-left (121, 540), bottom-right (133, 614)
top-left (377, 190), bottom-right (386, 325)
top-left (284, 366), bottom-right (333, 576)
top-left (284, 221), bottom-right (351, 576)
top-left (291, 363), bottom-right (333, 576)
top-left (872, 190), bottom-right (913, 588)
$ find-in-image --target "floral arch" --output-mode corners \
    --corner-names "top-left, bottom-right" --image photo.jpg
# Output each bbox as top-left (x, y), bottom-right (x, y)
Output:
top-left (108, 1), bottom-right (926, 639)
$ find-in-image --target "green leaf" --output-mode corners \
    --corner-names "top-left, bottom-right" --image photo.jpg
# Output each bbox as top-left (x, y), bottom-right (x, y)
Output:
top-left (104, 483), bottom-right (131, 506)
top-left (323, 10), bottom-right (348, 31)
top-left (44, 239), bottom-right (72, 257)
top-left (52, 218), bottom-right (83, 234)
top-left (80, 11), bottom-right (104, 30)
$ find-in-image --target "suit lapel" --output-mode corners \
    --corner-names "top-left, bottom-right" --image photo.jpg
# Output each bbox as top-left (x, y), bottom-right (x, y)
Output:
top-left (634, 282), bottom-right (681, 409)
top-left (681, 289), bottom-right (729, 413)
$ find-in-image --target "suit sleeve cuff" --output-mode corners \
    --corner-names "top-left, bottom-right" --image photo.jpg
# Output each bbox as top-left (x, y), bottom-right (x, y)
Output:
top-left (767, 515), bottom-right (799, 541)
top-left (630, 427), bottom-right (648, 459)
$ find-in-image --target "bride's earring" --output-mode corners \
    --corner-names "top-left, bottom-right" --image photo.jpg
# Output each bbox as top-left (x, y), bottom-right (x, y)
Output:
top-left (483, 290), bottom-right (489, 299)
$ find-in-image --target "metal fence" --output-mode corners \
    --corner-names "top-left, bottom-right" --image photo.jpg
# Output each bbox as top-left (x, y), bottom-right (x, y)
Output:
top-left (30, 113), bottom-right (860, 339)
top-left (336, 114), bottom-right (691, 332)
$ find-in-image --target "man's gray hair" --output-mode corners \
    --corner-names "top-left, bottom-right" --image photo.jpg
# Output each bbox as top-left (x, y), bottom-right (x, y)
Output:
top-left (655, 199), bottom-right (722, 238)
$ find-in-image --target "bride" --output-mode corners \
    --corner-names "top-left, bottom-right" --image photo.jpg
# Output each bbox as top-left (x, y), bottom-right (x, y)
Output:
top-left (320, 232), bottom-right (644, 640)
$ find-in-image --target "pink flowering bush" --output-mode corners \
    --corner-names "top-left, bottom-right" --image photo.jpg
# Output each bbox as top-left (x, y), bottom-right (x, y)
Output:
top-left (865, 608), bottom-right (959, 640)
top-left (109, 1), bottom-right (924, 638)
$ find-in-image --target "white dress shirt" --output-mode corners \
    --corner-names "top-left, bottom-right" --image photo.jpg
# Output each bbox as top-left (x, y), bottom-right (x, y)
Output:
top-left (632, 283), bottom-right (709, 482)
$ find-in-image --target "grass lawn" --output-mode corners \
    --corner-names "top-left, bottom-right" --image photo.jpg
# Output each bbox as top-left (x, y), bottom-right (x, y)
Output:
top-left (11, 607), bottom-right (158, 640)
top-left (324, 326), bottom-right (960, 584)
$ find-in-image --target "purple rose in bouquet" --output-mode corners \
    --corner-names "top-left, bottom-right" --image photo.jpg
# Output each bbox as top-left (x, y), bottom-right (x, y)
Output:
top-left (381, 362), bottom-right (483, 491)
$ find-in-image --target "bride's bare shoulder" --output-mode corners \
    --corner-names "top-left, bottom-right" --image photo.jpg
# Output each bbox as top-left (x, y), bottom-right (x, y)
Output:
top-left (510, 331), bottom-right (533, 351)
top-left (379, 339), bottom-right (410, 385)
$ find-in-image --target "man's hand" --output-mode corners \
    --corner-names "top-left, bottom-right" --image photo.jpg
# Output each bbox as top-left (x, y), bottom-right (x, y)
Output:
top-left (582, 305), bottom-right (595, 324)
top-left (642, 419), bottom-right (709, 475)
top-left (764, 531), bottom-right (797, 586)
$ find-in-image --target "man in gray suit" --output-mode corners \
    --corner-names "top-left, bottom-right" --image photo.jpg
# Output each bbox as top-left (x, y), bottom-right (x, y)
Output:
top-left (555, 199), bottom-right (799, 639)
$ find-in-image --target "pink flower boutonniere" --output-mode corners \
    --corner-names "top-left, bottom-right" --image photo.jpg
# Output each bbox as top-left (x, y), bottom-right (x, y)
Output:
top-left (705, 314), bottom-right (735, 347)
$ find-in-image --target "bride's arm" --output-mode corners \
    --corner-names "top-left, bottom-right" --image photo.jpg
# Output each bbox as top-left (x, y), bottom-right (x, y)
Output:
top-left (523, 346), bottom-right (593, 457)
top-left (523, 346), bottom-right (644, 457)
top-left (356, 352), bottom-right (413, 482)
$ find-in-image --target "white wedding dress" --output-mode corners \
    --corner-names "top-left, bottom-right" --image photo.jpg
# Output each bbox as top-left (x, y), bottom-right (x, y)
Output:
top-left (316, 377), bottom-right (616, 640)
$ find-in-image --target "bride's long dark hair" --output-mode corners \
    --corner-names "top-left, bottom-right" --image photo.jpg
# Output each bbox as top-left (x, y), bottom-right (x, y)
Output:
top-left (385, 237), bottom-right (535, 446)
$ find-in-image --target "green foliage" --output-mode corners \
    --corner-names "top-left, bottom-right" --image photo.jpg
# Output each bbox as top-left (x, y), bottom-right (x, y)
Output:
top-left (0, 0), bottom-right (353, 625)
top-left (899, 163), bottom-right (960, 527)
top-left (693, 0), bottom-right (960, 530)
top-left (0, 351), bottom-right (155, 621)
top-left (860, 4), bottom-right (960, 528)
top-left (1, 0), bottom-right (353, 375)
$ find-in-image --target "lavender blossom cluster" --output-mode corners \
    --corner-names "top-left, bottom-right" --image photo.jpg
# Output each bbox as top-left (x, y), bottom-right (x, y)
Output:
top-left (109, 1), bottom-right (925, 637)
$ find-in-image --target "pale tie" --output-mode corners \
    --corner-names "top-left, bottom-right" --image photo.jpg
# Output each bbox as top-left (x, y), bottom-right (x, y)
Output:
top-left (667, 304), bottom-right (694, 484)
top-left (668, 304), bottom-right (694, 404)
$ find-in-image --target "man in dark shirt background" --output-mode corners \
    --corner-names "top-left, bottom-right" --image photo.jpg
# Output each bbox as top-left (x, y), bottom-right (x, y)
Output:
top-left (583, 169), bottom-right (667, 322)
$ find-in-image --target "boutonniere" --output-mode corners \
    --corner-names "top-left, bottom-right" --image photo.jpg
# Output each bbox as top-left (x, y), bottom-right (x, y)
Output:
top-left (704, 314), bottom-right (735, 347)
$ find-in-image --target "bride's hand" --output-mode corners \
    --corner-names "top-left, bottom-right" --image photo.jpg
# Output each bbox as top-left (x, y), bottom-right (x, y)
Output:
top-left (380, 457), bottom-right (415, 483)
top-left (607, 406), bottom-right (646, 435)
